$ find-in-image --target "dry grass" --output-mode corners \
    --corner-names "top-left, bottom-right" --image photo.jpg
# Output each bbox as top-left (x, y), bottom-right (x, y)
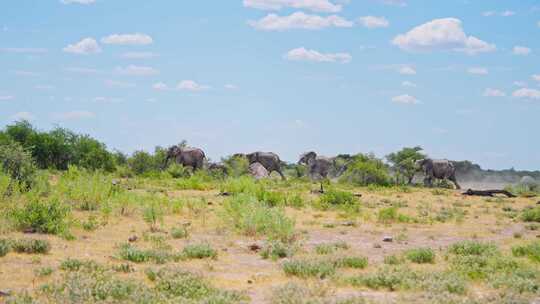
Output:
top-left (0, 175), bottom-right (538, 303)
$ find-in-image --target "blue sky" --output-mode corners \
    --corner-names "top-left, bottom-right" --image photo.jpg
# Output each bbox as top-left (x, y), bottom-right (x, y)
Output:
top-left (1, 0), bottom-right (539, 169)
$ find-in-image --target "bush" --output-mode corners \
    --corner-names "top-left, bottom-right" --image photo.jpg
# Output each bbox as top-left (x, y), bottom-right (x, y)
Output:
top-left (182, 243), bottom-right (217, 260)
top-left (0, 239), bottom-right (11, 257)
top-left (11, 239), bottom-right (51, 254)
top-left (128, 150), bottom-right (158, 175)
top-left (319, 189), bottom-right (357, 206)
top-left (405, 248), bottom-right (435, 264)
top-left (315, 241), bottom-right (349, 255)
top-left (222, 155), bottom-right (250, 177)
top-left (261, 241), bottom-right (296, 260)
top-left (339, 153), bottom-right (391, 186)
top-left (0, 141), bottom-right (36, 190)
top-left (143, 201), bottom-right (164, 232)
top-left (448, 241), bottom-right (498, 257)
top-left (171, 226), bottom-right (189, 239)
top-left (11, 199), bottom-right (71, 235)
top-left (512, 242), bottom-right (540, 262)
top-left (222, 194), bottom-right (296, 243)
top-left (522, 207), bottom-right (540, 222)
top-left (334, 256), bottom-right (368, 269)
top-left (166, 163), bottom-right (190, 178)
top-left (282, 259), bottom-right (336, 279)
top-left (55, 166), bottom-right (114, 211)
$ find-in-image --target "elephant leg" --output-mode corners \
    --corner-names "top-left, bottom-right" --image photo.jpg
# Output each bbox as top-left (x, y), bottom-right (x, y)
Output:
top-left (450, 175), bottom-right (461, 190)
top-left (277, 169), bottom-right (286, 180)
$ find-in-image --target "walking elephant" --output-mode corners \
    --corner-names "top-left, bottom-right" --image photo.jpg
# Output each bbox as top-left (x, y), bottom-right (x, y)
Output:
top-left (298, 152), bottom-right (333, 180)
top-left (164, 145), bottom-right (206, 171)
top-left (415, 158), bottom-right (461, 189)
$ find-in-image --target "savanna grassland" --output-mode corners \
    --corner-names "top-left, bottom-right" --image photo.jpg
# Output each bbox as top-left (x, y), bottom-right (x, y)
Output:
top-left (1, 168), bottom-right (540, 304)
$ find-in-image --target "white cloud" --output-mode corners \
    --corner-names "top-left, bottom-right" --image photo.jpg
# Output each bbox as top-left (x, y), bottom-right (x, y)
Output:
top-left (60, 0), bottom-right (95, 4)
top-left (513, 46), bottom-right (531, 55)
top-left (248, 12), bottom-right (353, 31)
top-left (115, 65), bottom-right (159, 76)
top-left (285, 47), bottom-right (351, 63)
top-left (513, 88), bottom-right (540, 99)
top-left (532, 74), bottom-right (540, 82)
top-left (483, 88), bottom-right (506, 97)
top-left (178, 80), bottom-right (210, 91)
top-left (358, 16), bottom-right (389, 28)
top-left (0, 95), bottom-right (14, 101)
top-left (392, 94), bottom-right (419, 104)
top-left (101, 33), bottom-right (153, 45)
top-left (399, 66), bottom-right (416, 75)
top-left (482, 10), bottom-right (516, 17)
top-left (401, 81), bottom-right (417, 87)
top-left (538, 21), bottom-right (540, 27)
top-left (11, 112), bottom-right (35, 121)
top-left (54, 111), bottom-right (96, 120)
top-left (392, 18), bottom-right (496, 55)
top-left (0, 48), bottom-right (47, 54)
top-left (14, 70), bottom-right (39, 77)
top-left (514, 81), bottom-right (527, 87)
top-left (63, 38), bottom-right (101, 55)
top-left (152, 82), bottom-right (169, 90)
top-left (224, 84), bottom-right (239, 90)
top-left (121, 52), bottom-right (158, 59)
top-left (468, 67), bottom-right (488, 75)
top-left (105, 80), bottom-right (135, 88)
top-left (243, 0), bottom-right (342, 13)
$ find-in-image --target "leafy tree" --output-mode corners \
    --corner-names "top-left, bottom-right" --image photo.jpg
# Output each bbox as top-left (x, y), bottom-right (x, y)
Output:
top-left (128, 151), bottom-right (155, 175)
top-left (0, 141), bottom-right (36, 190)
top-left (386, 146), bottom-right (426, 185)
top-left (339, 153), bottom-right (391, 186)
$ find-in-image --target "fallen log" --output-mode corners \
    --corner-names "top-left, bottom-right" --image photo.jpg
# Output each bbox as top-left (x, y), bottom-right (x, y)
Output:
top-left (462, 189), bottom-right (516, 198)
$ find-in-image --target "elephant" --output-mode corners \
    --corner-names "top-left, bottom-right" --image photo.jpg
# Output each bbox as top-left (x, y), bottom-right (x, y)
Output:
top-left (236, 152), bottom-right (286, 180)
top-left (164, 145), bottom-right (206, 171)
top-left (415, 158), bottom-right (461, 189)
top-left (298, 151), bottom-right (333, 180)
top-left (208, 162), bottom-right (229, 176)
top-left (298, 151), bottom-right (350, 180)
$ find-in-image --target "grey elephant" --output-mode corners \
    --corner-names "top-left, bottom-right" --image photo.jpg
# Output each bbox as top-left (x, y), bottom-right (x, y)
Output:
top-left (236, 152), bottom-right (286, 180)
top-left (298, 152), bottom-right (333, 180)
top-left (208, 162), bottom-right (229, 176)
top-left (298, 151), bottom-right (349, 180)
top-left (164, 145), bottom-right (206, 171)
top-left (415, 158), bottom-right (461, 189)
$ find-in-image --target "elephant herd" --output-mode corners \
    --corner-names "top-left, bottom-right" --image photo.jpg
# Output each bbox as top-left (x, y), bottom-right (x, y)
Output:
top-left (164, 145), bottom-right (461, 189)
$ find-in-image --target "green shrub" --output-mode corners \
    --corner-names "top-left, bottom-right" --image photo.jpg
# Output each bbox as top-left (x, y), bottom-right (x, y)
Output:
top-left (143, 201), bottom-right (164, 232)
top-left (171, 226), bottom-right (189, 239)
top-left (352, 266), bottom-right (410, 291)
top-left (315, 241), bottom-right (349, 255)
top-left (82, 215), bottom-right (100, 231)
top-left (512, 242), bottom-right (540, 262)
top-left (378, 207), bottom-right (398, 224)
top-left (335, 256), bottom-right (368, 269)
top-left (0, 239), bottom-right (11, 257)
top-left (383, 255), bottom-right (402, 265)
top-left (405, 248), bottom-right (435, 264)
top-left (182, 243), bottom-right (217, 260)
top-left (11, 199), bottom-right (71, 235)
top-left (11, 239), bottom-right (51, 254)
top-left (222, 194), bottom-right (296, 243)
top-left (339, 153), bottom-right (391, 186)
top-left (282, 259), bottom-right (336, 279)
top-left (319, 189), bottom-right (357, 206)
top-left (55, 167), bottom-right (114, 211)
top-left (448, 241), bottom-right (498, 257)
top-left (522, 207), bottom-right (540, 222)
top-left (35, 266), bottom-right (54, 277)
top-left (0, 141), bottom-right (36, 191)
top-left (117, 243), bottom-right (152, 263)
top-left (222, 155), bottom-right (250, 177)
top-left (166, 163), bottom-right (190, 178)
top-left (261, 241), bottom-right (296, 260)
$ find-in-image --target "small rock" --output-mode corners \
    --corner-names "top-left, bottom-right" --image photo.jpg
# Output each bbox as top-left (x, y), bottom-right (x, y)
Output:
top-left (341, 221), bottom-right (356, 227)
top-left (23, 228), bottom-right (36, 234)
top-left (248, 243), bottom-right (262, 252)
top-left (247, 280), bottom-right (253, 284)
top-left (222, 248), bottom-right (228, 252)
top-left (128, 235), bottom-right (138, 242)
top-left (537, 201), bottom-right (540, 205)
top-left (373, 243), bottom-right (382, 248)
top-left (383, 236), bottom-right (393, 242)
